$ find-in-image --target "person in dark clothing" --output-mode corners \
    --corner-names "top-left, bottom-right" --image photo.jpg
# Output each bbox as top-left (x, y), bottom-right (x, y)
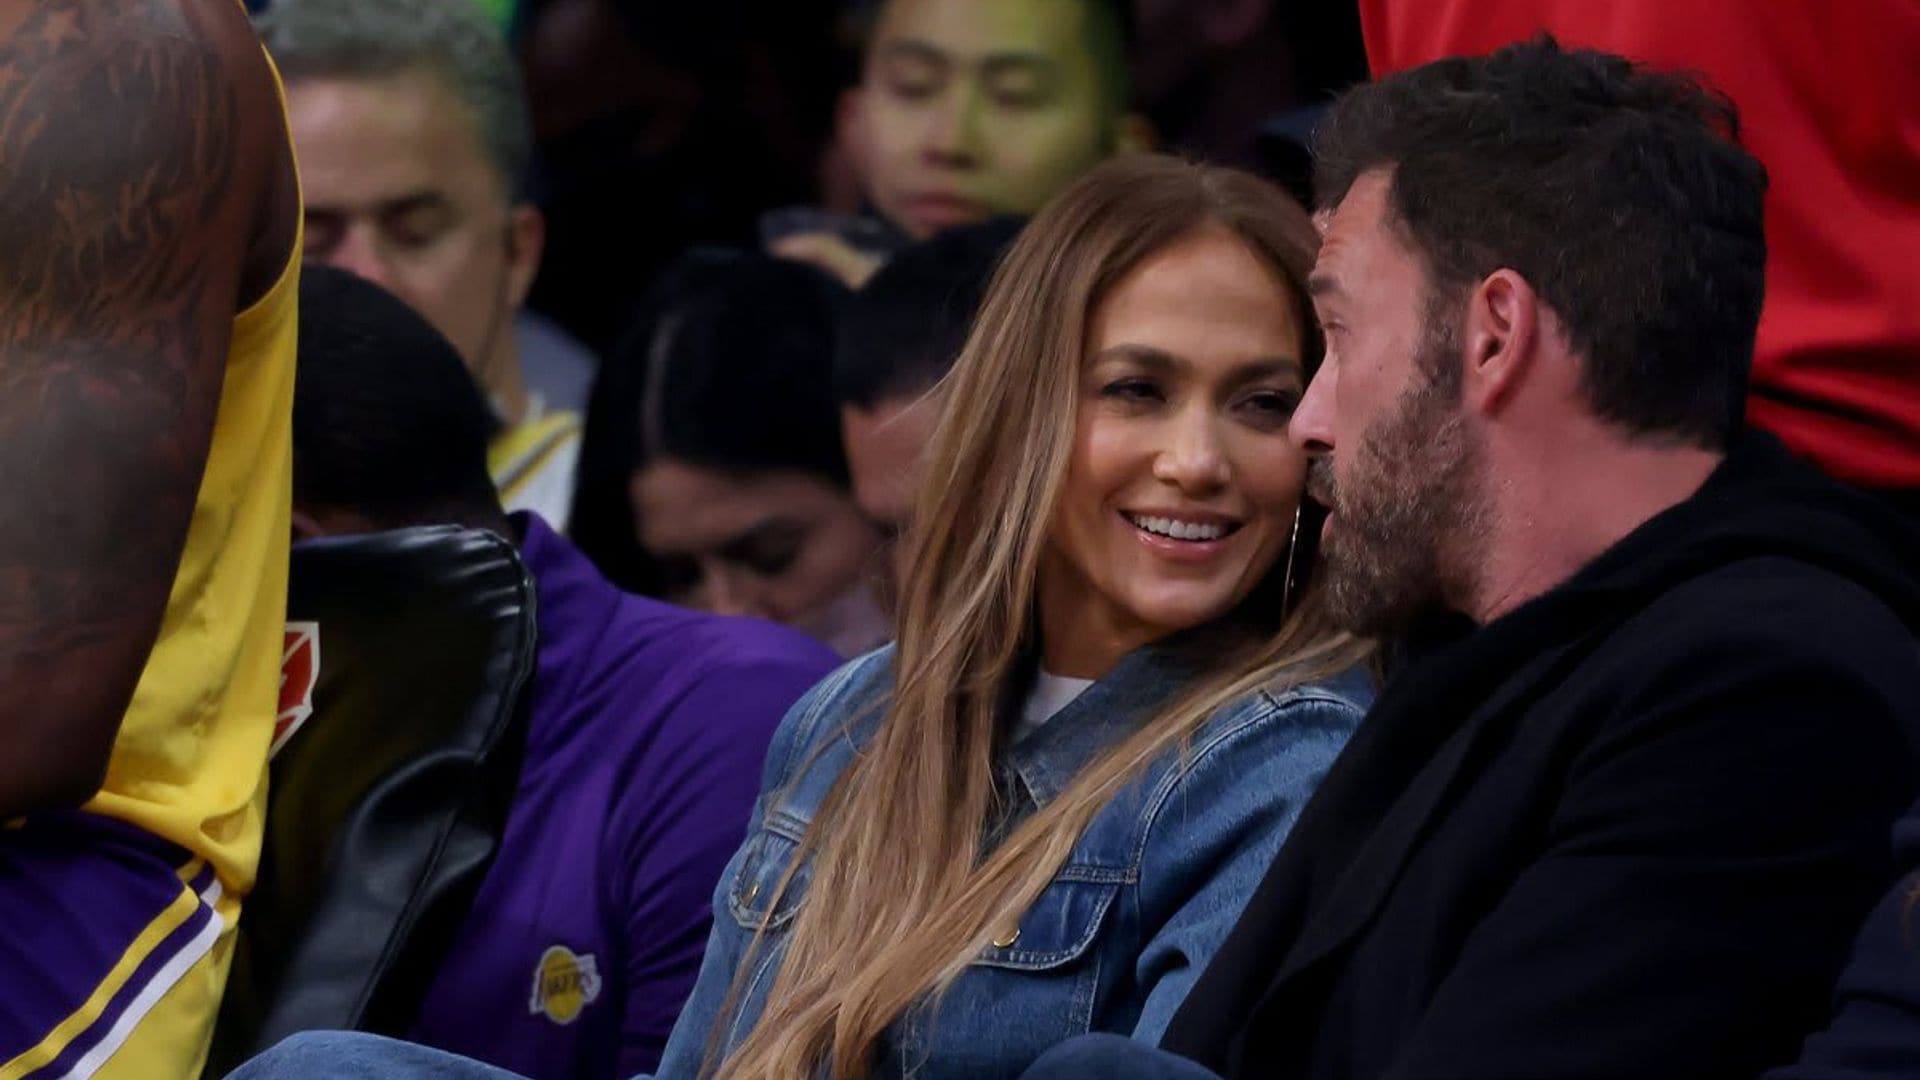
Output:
top-left (1023, 36), bottom-right (1920, 1080)
top-left (1771, 798), bottom-right (1920, 1079)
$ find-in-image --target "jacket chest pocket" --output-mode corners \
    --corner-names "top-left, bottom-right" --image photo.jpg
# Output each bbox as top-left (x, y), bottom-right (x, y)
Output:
top-left (726, 815), bottom-right (810, 934)
top-left (970, 869), bottom-right (1127, 972)
top-left (890, 871), bottom-right (1128, 1072)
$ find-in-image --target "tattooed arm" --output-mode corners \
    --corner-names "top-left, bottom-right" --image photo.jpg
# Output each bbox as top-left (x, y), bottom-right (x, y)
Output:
top-left (0, 0), bottom-right (299, 816)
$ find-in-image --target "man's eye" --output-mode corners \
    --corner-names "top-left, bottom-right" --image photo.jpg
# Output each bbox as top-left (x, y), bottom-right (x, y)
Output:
top-left (887, 77), bottom-right (940, 101)
top-left (987, 80), bottom-right (1048, 110)
top-left (383, 208), bottom-right (453, 251)
top-left (302, 217), bottom-right (344, 257)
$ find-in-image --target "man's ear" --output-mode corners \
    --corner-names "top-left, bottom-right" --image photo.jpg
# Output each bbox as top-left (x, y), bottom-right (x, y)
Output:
top-left (504, 203), bottom-right (546, 311)
top-left (1460, 269), bottom-right (1541, 416)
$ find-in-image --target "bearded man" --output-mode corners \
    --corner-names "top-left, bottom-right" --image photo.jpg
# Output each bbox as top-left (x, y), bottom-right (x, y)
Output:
top-left (1023, 36), bottom-right (1920, 1080)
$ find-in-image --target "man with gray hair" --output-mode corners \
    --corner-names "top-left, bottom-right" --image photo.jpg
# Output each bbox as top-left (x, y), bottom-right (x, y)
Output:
top-left (256, 0), bottom-right (588, 527)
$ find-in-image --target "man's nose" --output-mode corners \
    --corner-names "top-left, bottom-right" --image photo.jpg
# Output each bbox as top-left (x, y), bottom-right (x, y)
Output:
top-left (1291, 363), bottom-right (1339, 457)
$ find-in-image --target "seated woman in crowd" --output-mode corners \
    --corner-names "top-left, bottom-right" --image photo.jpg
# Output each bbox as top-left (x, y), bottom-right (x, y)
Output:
top-left (231, 154), bottom-right (1373, 1079)
top-left (624, 254), bottom-right (892, 657)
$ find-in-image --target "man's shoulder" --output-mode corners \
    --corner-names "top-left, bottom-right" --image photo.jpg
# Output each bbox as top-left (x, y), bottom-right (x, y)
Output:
top-left (1625, 554), bottom-right (1918, 673)
top-left (1561, 554), bottom-right (1920, 755)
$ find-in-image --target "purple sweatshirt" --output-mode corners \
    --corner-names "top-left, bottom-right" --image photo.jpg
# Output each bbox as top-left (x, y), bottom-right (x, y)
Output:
top-left (406, 515), bottom-right (838, 1078)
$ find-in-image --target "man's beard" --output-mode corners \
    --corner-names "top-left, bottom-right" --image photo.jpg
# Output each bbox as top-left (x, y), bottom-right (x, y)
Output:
top-left (1310, 333), bottom-right (1487, 637)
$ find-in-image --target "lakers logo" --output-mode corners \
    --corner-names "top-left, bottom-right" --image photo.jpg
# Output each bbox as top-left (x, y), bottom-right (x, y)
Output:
top-left (528, 945), bottom-right (602, 1025)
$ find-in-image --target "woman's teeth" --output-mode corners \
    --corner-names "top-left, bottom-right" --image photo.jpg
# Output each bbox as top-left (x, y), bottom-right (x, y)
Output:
top-left (1126, 514), bottom-right (1233, 542)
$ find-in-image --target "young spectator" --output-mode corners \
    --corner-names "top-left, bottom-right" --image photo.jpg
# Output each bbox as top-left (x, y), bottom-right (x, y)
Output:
top-left (1354, 0), bottom-right (1920, 515)
top-left (626, 254), bottom-right (892, 657)
top-left (1028, 38), bottom-right (1920, 1080)
top-left (256, 0), bottom-right (590, 525)
top-left (771, 0), bottom-right (1149, 287)
top-left (287, 264), bottom-right (839, 1078)
top-left (833, 216), bottom-right (1024, 577)
top-left (227, 153), bottom-right (1375, 1080)
top-left (0, 1), bottom-right (302, 1074)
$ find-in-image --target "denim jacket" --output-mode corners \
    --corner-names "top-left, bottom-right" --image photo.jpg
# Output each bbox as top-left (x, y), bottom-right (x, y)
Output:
top-left (651, 637), bottom-right (1371, 1079)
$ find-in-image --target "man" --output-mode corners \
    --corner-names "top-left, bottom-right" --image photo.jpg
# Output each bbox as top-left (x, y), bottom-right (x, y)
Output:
top-left (834, 216), bottom-right (1022, 566)
top-left (255, 0), bottom-right (590, 526)
top-left (1026, 38), bottom-right (1920, 1080)
top-left (0, 0), bottom-right (302, 1074)
top-left (773, 0), bottom-right (1148, 287)
top-left (1354, 0), bottom-right (1920, 516)
top-left (288, 265), bottom-right (839, 1078)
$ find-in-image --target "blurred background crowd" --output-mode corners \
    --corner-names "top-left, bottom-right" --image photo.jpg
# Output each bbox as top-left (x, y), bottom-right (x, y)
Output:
top-left (241, 0), bottom-right (1377, 654)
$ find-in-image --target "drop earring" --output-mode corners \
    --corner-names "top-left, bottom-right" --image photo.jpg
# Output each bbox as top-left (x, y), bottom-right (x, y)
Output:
top-left (1281, 504), bottom-right (1303, 618)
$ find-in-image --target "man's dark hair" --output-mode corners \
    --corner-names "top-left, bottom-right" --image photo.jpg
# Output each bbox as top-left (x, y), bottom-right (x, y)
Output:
top-left (1314, 35), bottom-right (1768, 448)
top-left (834, 216), bottom-right (1024, 411)
top-left (294, 263), bottom-right (509, 532)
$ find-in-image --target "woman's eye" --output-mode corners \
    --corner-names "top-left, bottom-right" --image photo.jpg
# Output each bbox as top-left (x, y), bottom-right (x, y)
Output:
top-left (1101, 378), bottom-right (1162, 404)
top-left (1245, 389), bottom-right (1301, 415)
top-left (739, 537), bottom-right (804, 579)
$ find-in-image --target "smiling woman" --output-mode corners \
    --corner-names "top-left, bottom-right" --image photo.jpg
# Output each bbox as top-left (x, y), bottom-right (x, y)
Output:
top-left (1042, 226), bottom-right (1313, 677)
top-left (646, 154), bottom-right (1374, 1080)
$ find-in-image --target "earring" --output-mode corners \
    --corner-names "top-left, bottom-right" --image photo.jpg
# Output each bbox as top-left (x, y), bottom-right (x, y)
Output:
top-left (1280, 504), bottom-right (1303, 619)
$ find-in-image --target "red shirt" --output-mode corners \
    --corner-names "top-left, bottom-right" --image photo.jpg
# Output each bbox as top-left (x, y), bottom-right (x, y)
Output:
top-left (1360, 0), bottom-right (1920, 489)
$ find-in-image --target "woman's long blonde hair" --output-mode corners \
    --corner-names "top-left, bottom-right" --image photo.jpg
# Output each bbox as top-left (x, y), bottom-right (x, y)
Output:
top-left (714, 155), bottom-right (1368, 1080)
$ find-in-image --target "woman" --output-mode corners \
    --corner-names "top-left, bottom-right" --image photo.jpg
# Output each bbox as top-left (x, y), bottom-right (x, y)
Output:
top-left (232, 155), bottom-right (1371, 1080)
top-left (658, 154), bottom-right (1371, 1079)
top-left (622, 252), bottom-right (891, 657)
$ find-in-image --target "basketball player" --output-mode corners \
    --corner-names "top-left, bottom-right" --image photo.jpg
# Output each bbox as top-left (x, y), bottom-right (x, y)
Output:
top-left (0, 1), bottom-right (302, 1076)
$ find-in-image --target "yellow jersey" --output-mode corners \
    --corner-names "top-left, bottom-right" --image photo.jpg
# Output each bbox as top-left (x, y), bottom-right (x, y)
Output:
top-left (79, 93), bottom-right (300, 900)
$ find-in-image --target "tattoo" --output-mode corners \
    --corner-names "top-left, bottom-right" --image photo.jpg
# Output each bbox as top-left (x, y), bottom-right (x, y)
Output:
top-left (0, 0), bottom-right (252, 770)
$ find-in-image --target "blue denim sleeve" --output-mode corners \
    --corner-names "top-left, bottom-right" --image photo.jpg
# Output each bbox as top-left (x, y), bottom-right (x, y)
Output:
top-left (1126, 688), bottom-right (1363, 1045)
top-left (645, 649), bottom-right (892, 1080)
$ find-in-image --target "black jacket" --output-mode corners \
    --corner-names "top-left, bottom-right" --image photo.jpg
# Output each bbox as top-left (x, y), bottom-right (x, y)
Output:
top-left (1162, 434), bottom-right (1920, 1080)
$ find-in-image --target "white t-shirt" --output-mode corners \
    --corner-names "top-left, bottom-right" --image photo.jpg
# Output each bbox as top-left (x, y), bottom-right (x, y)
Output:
top-left (1014, 670), bottom-right (1095, 745)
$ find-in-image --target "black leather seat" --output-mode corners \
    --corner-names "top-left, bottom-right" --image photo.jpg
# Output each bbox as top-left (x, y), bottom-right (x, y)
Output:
top-left (205, 526), bottom-right (538, 1076)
